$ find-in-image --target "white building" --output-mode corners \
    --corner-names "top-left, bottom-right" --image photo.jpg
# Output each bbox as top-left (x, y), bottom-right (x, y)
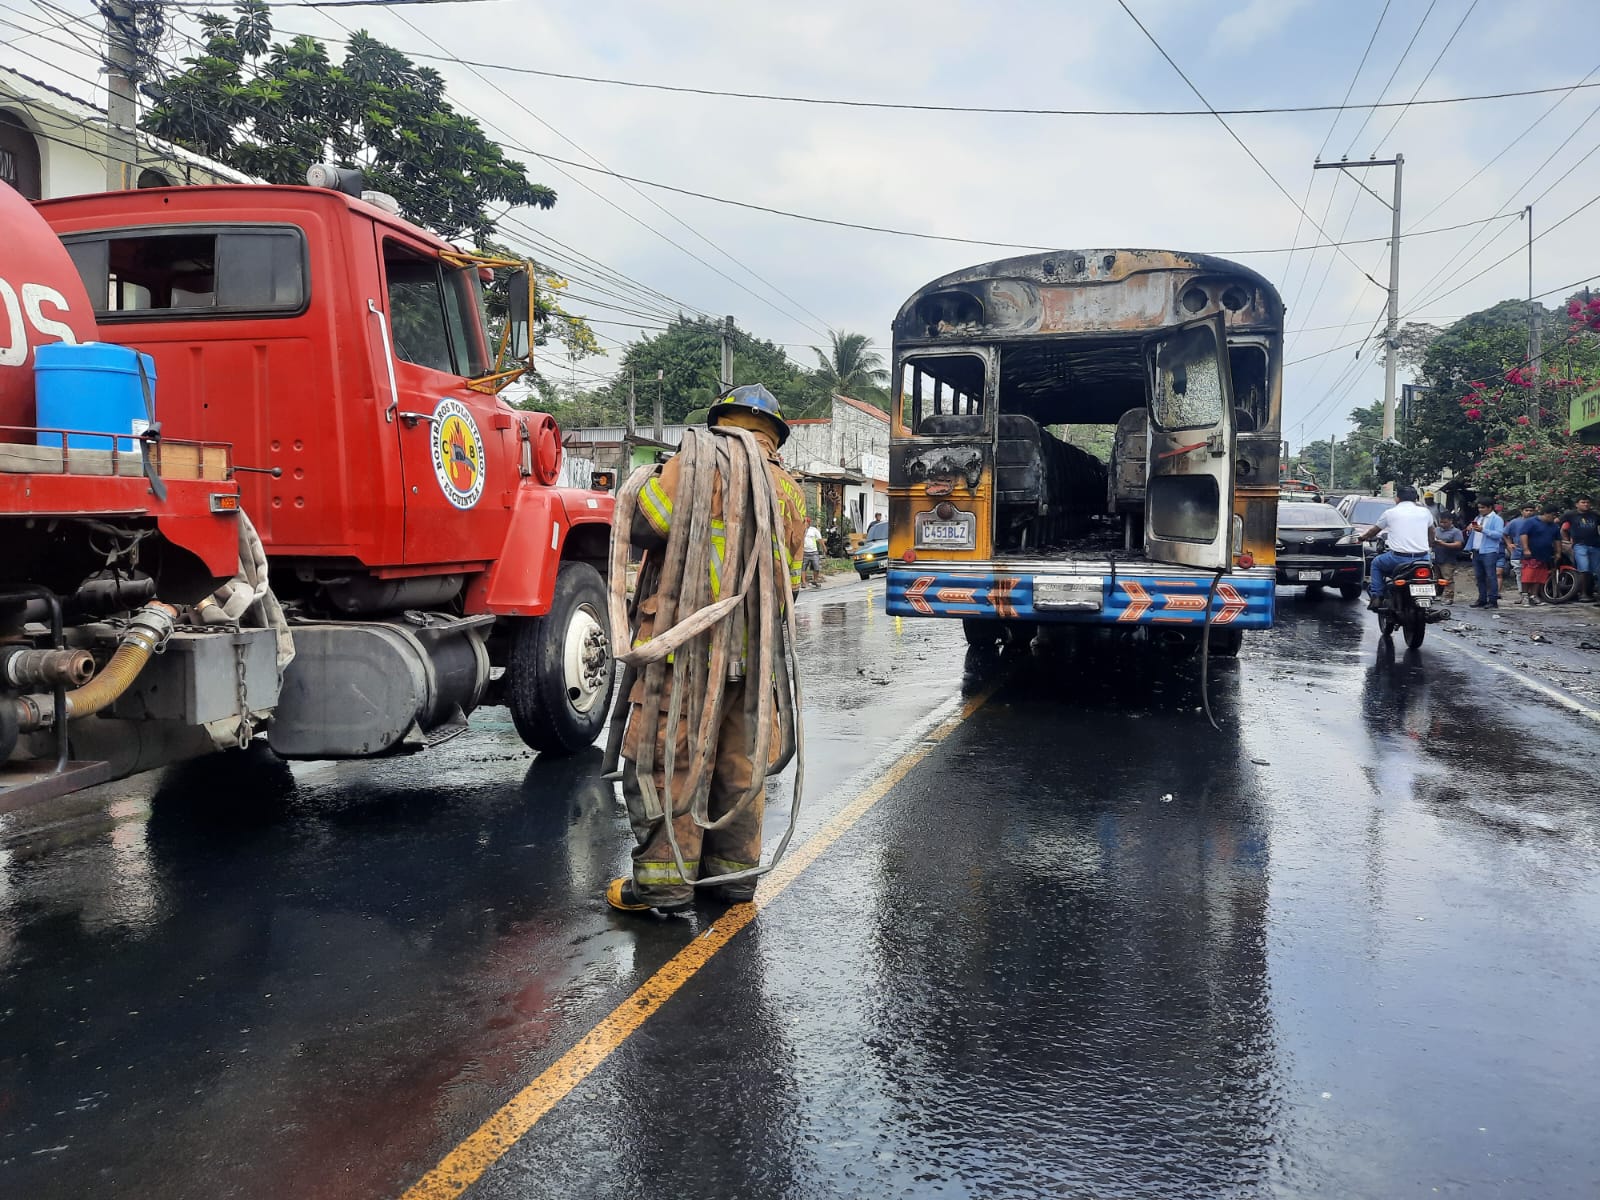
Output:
top-left (0, 65), bottom-right (253, 201)
top-left (782, 395), bottom-right (890, 534)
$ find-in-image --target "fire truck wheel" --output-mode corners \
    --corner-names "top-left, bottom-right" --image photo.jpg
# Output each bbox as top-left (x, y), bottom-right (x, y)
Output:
top-left (508, 562), bottom-right (614, 756)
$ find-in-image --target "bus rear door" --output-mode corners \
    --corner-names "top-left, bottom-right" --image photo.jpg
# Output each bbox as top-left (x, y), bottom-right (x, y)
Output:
top-left (1143, 316), bottom-right (1237, 571)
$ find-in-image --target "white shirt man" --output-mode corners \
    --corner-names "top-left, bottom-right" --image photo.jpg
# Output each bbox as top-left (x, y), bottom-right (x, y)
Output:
top-left (803, 525), bottom-right (822, 555)
top-left (1360, 491), bottom-right (1436, 606)
top-left (1375, 500), bottom-right (1436, 554)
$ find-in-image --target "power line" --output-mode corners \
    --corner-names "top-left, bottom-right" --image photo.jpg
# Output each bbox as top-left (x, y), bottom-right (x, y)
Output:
top-left (379, 6), bottom-right (831, 340)
top-left (319, 41), bottom-right (1600, 120)
top-left (1406, 93), bottom-right (1600, 310)
top-left (160, 0), bottom-right (506, 8)
top-left (1338, 0), bottom-right (1437, 158)
top-left (1289, 0), bottom-right (1476, 358)
top-left (1366, 0), bottom-right (1478, 155)
top-left (1406, 188), bottom-right (1600, 316)
top-left (1406, 57), bottom-right (1600, 233)
top-left (1281, 0), bottom-right (1392, 319)
top-left (1112, 0), bottom-right (1383, 291)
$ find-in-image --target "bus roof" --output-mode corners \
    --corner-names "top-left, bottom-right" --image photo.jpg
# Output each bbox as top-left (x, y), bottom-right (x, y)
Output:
top-left (893, 248), bottom-right (1284, 343)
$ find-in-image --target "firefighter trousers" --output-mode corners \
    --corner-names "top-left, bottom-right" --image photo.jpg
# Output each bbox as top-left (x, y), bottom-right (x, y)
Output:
top-left (621, 677), bottom-right (765, 906)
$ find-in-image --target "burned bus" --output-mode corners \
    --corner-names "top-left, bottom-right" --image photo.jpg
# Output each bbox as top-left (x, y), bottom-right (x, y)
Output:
top-left (885, 250), bottom-right (1282, 655)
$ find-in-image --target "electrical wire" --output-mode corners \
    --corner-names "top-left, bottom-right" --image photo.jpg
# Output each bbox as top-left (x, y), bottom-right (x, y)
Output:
top-left (1280, 0), bottom-right (1392, 319)
top-left (1338, 0), bottom-right (1438, 159)
top-left (1112, 0), bottom-right (1384, 291)
top-left (278, 38), bottom-right (1600, 121)
top-left (378, 6), bottom-right (831, 340)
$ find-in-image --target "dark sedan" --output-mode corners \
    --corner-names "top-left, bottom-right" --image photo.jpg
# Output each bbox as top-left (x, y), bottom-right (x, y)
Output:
top-left (1276, 501), bottom-right (1365, 598)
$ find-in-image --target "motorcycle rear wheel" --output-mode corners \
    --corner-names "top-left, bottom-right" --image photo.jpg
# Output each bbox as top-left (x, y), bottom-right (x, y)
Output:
top-left (1403, 616), bottom-right (1427, 649)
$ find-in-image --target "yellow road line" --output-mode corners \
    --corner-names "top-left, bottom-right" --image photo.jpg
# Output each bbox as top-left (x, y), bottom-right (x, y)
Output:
top-left (400, 684), bottom-right (998, 1200)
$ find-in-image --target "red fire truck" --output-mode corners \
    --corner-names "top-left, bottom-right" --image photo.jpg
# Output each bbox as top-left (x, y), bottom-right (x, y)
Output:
top-left (1, 171), bottom-right (614, 808)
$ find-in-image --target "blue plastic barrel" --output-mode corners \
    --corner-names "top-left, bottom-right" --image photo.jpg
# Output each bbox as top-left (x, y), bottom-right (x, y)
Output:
top-left (34, 342), bottom-right (156, 452)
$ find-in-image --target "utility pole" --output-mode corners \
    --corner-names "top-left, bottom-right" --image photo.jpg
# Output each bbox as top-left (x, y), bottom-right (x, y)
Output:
top-left (1527, 205), bottom-right (1542, 425)
top-left (1315, 154), bottom-right (1403, 492)
top-left (627, 370), bottom-right (636, 435)
top-left (720, 315), bottom-right (735, 395)
top-left (1329, 435), bottom-right (1337, 492)
top-left (103, 0), bottom-right (138, 190)
top-left (653, 367), bottom-right (664, 441)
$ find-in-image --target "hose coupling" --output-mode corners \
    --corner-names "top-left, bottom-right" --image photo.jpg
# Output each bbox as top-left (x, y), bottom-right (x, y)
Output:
top-left (1, 646), bottom-right (96, 689)
top-left (123, 602), bottom-right (179, 655)
top-left (12, 693), bottom-right (49, 733)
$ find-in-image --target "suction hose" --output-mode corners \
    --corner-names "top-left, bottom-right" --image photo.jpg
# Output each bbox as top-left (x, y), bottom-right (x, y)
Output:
top-left (601, 425), bottom-right (805, 891)
top-left (12, 602), bottom-right (176, 732)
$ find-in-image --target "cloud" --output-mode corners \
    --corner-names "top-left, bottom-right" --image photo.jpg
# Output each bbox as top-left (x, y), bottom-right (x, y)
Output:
top-left (1212, 0), bottom-right (1312, 54)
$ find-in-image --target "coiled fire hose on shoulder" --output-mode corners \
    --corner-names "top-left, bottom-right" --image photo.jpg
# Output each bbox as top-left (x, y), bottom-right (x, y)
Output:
top-left (600, 425), bottom-right (806, 892)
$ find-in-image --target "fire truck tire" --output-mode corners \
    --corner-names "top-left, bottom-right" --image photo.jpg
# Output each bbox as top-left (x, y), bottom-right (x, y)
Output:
top-left (507, 562), bottom-right (614, 757)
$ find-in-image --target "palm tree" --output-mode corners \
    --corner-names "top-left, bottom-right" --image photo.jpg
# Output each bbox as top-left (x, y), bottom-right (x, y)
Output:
top-left (811, 331), bottom-right (889, 410)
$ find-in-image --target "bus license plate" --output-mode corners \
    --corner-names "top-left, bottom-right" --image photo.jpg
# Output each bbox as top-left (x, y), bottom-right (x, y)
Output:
top-left (1296, 570), bottom-right (1322, 581)
top-left (1411, 584), bottom-right (1436, 598)
top-left (914, 509), bottom-right (976, 550)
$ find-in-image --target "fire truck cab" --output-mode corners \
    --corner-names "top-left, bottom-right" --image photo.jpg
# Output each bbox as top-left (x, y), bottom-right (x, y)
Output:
top-left (1, 177), bottom-right (615, 807)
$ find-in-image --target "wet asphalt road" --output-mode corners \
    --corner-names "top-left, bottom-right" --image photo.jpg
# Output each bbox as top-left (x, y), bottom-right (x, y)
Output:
top-left (3, 579), bottom-right (1600, 1199)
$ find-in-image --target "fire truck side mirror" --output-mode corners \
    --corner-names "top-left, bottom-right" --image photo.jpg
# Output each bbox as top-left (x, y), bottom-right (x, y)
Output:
top-left (506, 269), bottom-right (533, 362)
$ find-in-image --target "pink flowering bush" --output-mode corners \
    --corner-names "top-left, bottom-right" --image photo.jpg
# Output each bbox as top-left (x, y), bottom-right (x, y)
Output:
top-left (1463, 304), bottom-right (1600, 508)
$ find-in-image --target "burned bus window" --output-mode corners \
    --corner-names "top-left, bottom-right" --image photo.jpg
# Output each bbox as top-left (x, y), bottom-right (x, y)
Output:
top-left (1150, 325), bottom-right (1225, 432)
top-left (1228, 344), bottom-right (1269, 432)
top-left (899, 353), bottom-right (986, 436)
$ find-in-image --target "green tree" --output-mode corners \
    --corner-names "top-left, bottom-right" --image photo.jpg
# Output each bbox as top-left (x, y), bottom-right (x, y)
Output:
top-left (1389, 300), bottom-right (1555, 481)
top-left (1403, 298), bottom-right (1600, 504)
top-left (142, 1), bottom-right (551, 243)
top-left (808, 331), bottom-right (889, 410)
top-left (600, 317), bottom-right (815, 425)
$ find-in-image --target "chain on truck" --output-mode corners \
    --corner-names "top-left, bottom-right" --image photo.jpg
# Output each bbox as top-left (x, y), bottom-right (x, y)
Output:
top-left (0, 167), bottom-right (616, 810)
top-left (885, 249), bottom-right (1285, 656)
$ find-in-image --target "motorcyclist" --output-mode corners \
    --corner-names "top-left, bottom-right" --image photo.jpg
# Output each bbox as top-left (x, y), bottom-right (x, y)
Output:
top-left (1359, 485), bottom-right (1436, 611)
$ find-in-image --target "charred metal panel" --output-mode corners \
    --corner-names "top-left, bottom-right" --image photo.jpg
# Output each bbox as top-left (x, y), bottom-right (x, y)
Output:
top-left (890, 441), bottom-right (985, 492)
top-left (894, 250), bottom-right (1285, 345)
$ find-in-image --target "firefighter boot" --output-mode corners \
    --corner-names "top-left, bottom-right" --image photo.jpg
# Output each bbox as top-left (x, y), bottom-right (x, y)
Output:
top-left (606, 877), bottom-right (690, 915)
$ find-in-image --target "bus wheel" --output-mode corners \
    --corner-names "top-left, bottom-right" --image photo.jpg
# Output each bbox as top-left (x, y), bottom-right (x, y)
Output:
top-left (1003, 621), bottom-right (1038, 648)
top-left (507, 562), bottom-right (614, 756)
top-left (1206, 629), bottom-right (1244, 657)
top-left (963, 618), bottom-right (1002, 647)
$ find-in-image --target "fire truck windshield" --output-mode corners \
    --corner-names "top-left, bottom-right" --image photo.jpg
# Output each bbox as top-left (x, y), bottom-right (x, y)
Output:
top-left (384, 249), bottom-right (492, 379)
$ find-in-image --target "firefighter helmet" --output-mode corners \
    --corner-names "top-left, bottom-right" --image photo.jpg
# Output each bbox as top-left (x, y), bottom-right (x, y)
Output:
top-left (708, 383), bottom-right (790, 446)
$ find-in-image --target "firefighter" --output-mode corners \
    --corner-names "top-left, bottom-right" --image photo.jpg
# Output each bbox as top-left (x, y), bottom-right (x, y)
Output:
top-left (607, 384), bottom-right (809, 914)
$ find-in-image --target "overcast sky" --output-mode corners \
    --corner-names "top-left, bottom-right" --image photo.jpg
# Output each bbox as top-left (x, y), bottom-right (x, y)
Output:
top-left (6, 0), bottom-right (1599, 447)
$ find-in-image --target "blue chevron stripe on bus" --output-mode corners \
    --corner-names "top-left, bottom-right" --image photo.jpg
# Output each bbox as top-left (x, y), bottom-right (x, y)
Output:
top-left (884, 565), bottom-right (1276, 628)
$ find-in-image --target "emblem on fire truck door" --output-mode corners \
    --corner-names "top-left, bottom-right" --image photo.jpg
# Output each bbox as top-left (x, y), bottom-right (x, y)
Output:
top-left (429, 398), bottom-right (485, 510)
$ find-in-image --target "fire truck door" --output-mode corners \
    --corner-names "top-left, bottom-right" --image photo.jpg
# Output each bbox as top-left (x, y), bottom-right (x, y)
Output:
top-left (1142, 315), bottom-right (1238, 571)
top-left (378, 244), bottom-right (496, 565)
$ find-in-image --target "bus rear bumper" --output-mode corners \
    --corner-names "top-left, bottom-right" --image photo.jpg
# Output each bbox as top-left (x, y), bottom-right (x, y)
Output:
top-left (885, 563), bottom-right (1276, 630)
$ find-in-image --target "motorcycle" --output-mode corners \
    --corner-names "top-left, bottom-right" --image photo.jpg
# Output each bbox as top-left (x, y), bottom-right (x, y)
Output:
top-left (1374, 559), bottom-right (1450, 648)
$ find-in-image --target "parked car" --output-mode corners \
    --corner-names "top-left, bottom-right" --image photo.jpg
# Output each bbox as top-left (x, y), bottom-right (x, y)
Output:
top-left (1336, 494), bottom-right (1393, 572)
top-left (1276, 501), bottom-right (1365, 598)
top-left (1336, 494), bottom-right (1394, 530)
top-left (852, 520), bottom-right (890, 578)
